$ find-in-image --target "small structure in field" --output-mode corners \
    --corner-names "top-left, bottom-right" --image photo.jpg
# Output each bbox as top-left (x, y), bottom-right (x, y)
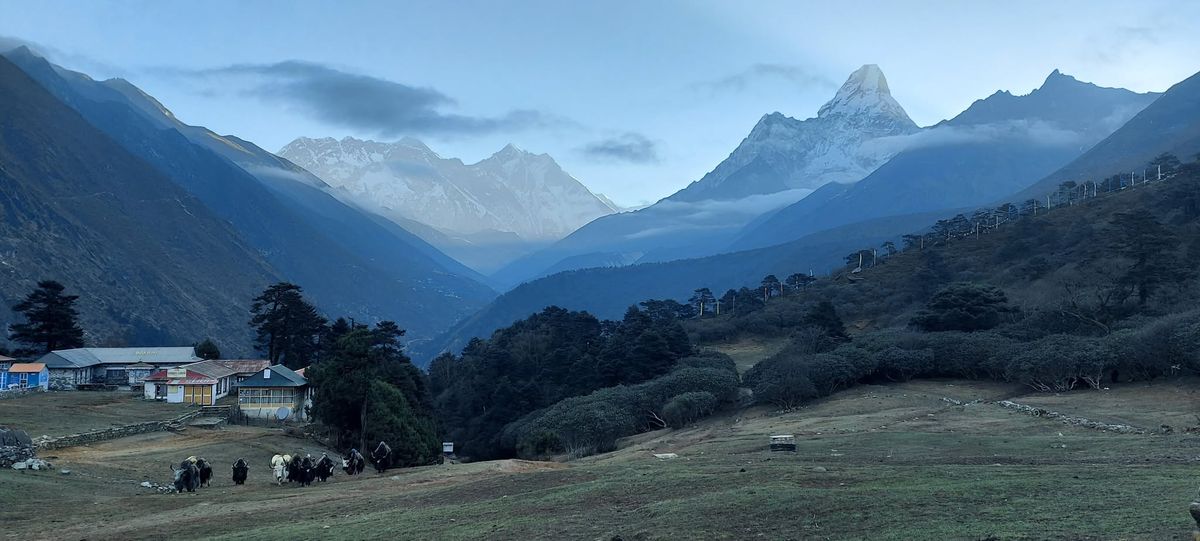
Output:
top-left (770, 434), bottom-right (797, 452)
top-left (1, 363), bottom-right (49, 391)
top-left (235, 365), bottom-right (312, 422)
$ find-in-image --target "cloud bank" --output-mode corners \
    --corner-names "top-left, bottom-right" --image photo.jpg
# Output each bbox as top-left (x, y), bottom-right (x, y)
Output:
top-left (579, 132), bottom-right (660, 164)
top-left (180, 61), bottom-right (561, 137)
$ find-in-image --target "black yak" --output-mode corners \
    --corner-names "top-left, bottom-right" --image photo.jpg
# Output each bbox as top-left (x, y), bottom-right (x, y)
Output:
top-left (232, 458), bottom-right (249, 485)
top-left (296, 455), bottom-right (316, 487)
top-left (195, 457), bottom-right (213, 488)
top-left (343, 449), bottom-right (365, 475)
top-left (315, 454), bottom-right (335, 482)
top-left (171, 461), bottom-right (200, 493)
top-left (372, 441), bottom-right (392, 474)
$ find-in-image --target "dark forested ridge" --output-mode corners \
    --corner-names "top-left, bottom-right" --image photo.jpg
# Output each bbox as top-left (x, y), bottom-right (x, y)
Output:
top-left (2, 47), bottom-right (495, 348)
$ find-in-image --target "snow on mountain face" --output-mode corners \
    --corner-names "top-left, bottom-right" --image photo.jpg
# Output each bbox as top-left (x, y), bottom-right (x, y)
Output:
top-left (279, 137), bottom-right (617, 241)
top-left (670, 64), bottom-right (919, 203)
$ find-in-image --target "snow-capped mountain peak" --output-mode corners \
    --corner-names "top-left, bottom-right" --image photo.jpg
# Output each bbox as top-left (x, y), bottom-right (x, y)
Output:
top-left (817, 64), bottom-right (913, 124)
top-left (668, 64), bottom-right (919, 202)
top-left (278, 137), bottom-right (616, 241)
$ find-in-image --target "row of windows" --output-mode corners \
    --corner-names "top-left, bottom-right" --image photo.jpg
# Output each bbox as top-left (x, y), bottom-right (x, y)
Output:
top-left (238, 388), bottom-right (296, 405)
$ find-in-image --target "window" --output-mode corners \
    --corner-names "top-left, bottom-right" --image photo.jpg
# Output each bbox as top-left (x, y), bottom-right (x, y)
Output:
top-left (237, 387), bottom-right (295, 406)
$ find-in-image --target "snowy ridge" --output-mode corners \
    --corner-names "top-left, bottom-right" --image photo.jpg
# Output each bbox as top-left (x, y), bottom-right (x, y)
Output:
top-left (279, 137), bottom-right (617, 241)
top-left (670, 64), bottom-right (919, 202)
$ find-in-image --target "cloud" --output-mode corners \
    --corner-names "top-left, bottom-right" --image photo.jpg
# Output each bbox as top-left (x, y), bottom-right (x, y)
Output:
top-left (171, 61), bottom-right (563, 137)
top-left (862, 119), bottom-right (1085, 155)
top-left (691, 63), bottom-right (836, 95)
top-left (578, 132), bottom-right (660, 164)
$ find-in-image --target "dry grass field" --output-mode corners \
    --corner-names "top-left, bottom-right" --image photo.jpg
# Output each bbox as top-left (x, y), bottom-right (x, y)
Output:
top-left (4, 379), bottom-right (1200, 540)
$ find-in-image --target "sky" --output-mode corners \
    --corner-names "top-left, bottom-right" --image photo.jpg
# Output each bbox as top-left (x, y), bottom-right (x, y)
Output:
top-left (1, 0), bottom-right (1198, 207)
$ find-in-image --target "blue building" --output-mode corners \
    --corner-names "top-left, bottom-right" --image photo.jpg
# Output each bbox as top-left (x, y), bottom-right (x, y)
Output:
top-left (1, 363), bottom-right (49, 391)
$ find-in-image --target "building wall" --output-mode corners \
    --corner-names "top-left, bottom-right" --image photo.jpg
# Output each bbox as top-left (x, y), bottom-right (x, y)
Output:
top-left (238, 387), bottom-right (309, 421)
top-left (48, 367), bottom-right (92, 390)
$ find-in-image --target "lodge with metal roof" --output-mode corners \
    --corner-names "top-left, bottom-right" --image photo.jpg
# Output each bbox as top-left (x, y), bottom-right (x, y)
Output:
top-left (236, 365), bottom-right (312, 422)
top-left (38, 347), bottom-right (199, 389)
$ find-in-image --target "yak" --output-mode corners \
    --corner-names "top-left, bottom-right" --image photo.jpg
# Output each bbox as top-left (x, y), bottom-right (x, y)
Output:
top-left (285, 452), bottom-right (304, 483)
top-left (315, 454), bottom-right (335, 482)
top-left (343, 449), bottom-right (365, 475)
top-left (171, 460), bottom-right (200, 493)
top-left (371, 441), bottom-right (392, 474)
top-left (232, 458), bottom-right (249, 485)
top-left (270, 454), bottom-right (288, 486)
top-left (195, 457), bottom-right (213, 488)
top-left (296, 455), bottom-right (316, 487)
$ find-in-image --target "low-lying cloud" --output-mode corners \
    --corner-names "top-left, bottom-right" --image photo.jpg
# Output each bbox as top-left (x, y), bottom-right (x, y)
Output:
top-left (624, 188), bottom-right (813, 239)
top-left (863, 119), bottom-right (1086, 155)
top-left (692, 63), bottom-right (835, 95)
top-left (579, 133), bottom-right (660, 164)
top-left (176, 61), bottom-right (562, 137)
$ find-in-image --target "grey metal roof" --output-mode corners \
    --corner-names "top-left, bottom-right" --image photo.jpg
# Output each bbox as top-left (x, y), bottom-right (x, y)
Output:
top-left (38, 347), bottom-right (198, 369)
top-left (237, 365), bottom-right (308, 388)
top-left (183, 360), bottom-right (238, 379)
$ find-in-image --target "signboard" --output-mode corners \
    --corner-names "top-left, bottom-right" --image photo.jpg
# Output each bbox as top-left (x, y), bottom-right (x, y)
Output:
top-left (167, 368), bottom-right (187, 379)
top-left (442, 442), bottom-right (454, 454)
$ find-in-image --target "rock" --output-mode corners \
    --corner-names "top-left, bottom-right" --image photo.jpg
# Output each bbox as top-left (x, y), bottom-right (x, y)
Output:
top-left (59, 469), bottom-right (70, 475)
top-left (739, 468), bottom-right (746, 473)
top-left (812, 466), bottom-right (828, 472)
top-left (12, 461), bottom-right (27, 470)
top-left (141, 481), bottom-right (154, 488)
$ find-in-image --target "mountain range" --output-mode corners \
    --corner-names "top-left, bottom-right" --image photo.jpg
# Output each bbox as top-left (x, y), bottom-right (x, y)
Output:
top-left (278, 136), bottom-right (617, 274)
top-left (490, 65), bottom-right (921, 288)
top-left (416, 68), bottom-right (1196, 364)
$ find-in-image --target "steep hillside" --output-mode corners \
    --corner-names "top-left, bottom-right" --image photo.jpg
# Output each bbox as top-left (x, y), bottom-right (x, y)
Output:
top-left (1012, 69), bottom-right (1200, 200)
top-left (733, 70), bottom-right (1158, 251)
top-left (490, 65), bottom-right (920, 287)
top-left (414, 209), bottom-right (952, 363)
top-left (0, 56), bottom-right (276, 350)
top-left (4, 47), bottom-right (495, 342)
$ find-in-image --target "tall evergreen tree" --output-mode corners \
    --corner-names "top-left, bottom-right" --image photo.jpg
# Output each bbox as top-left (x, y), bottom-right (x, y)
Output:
top-left (761, 275), bottom-right (781, 300)
top-left (308, 322), bottom-right (440, 465)
top-left (803, 300), bottom-right (849, 342)
top-left (249, 282), bottom-right (327, 368)
top-left (9, 280), bottom-right (85, 354)
top-left (1108, 212), bottom-right (1186, 305)
top-left (193, 338), bottom-right (221, 360)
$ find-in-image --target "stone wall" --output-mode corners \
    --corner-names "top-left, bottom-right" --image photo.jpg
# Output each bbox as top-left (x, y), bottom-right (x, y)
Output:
top-left (0, 427), bottom-right (36, 467)
top-left (0, 387), bottom-right (44, 400)
top-left (36, 410), bottom-right (203, 450)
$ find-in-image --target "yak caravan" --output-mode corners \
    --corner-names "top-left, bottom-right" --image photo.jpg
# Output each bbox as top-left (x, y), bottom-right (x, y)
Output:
top-left (5, 1), bottom-right (1200, 539)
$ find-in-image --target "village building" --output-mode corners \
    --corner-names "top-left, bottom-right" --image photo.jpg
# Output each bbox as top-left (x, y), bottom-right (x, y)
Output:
top-left (218, 360), bottom-right (272, 389)
top-left (1, 363), bottom-right (49, 391)
top-left (142, 359), bottom-right (238, 405)
top-left (236, 365), bottom-right (312, 422)
top-left (37, 347), bottom-right (199, 389)
top-left (0, 354), bottom-right (14, 371)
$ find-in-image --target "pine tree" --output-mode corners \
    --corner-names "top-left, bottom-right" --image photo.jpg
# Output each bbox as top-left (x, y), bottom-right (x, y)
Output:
top-left (9, 280), bottom-right (85, 354)
top-left (308, 322), bottom-right (439, 465)
top-left (249, 283), bottom-right (327, 368)
top-left (193, 338), bottom-right (221, 360)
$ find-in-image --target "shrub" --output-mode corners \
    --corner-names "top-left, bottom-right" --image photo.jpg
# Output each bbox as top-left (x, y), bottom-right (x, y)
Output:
top-left (911, 283), bottom-right (1016, 332)
top-left (675, 350), bottom-right (738, 374)
top-left (750, 357), bottom-right (818, 409)
top-left (1005, 334), bottom-right (1111, 391)
top-left (661, 391), bottom-right (718, 428)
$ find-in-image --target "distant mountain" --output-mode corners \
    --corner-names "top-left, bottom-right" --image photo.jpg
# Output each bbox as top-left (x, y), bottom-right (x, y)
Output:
top-left (0, 55), bottom-right (276, 350)
top-left (1012, 69), bottom-right (1200, 201)
top-left (732, 70), bottom-right (1159, 251)
top-left (491, 65), bottom-right (919, 287)
top-left (671, 64), bottom-right (919, 202)
top-left (279, 137), bottom-right (616, 239)
top-left (3, 47), bottom-right (496, 343)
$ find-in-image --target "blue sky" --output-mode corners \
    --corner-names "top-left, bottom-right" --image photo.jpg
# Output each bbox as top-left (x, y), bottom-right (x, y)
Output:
top-left (2, 0), bottom-right (1198, 206)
